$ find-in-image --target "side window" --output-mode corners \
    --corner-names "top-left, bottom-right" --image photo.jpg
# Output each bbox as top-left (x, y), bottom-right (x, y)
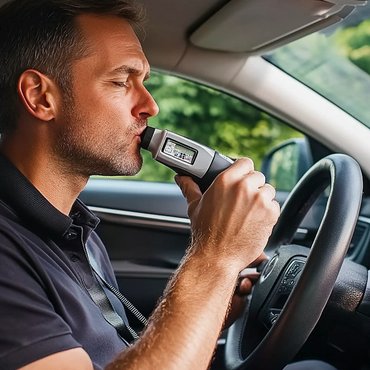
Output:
top-left (131, 72), bottom-right (303, 190)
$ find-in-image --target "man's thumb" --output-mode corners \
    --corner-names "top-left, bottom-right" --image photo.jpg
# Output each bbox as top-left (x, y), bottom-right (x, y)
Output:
top-left (174, 175), bottom-right (202, 205)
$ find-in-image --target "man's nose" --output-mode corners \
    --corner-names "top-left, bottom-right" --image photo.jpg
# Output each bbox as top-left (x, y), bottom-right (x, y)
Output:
top-left (133, 87), bottom-right (160, 120)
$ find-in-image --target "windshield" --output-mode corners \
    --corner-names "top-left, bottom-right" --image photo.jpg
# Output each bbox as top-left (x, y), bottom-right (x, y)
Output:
top-left (265, 3), bottom-right (370, 128)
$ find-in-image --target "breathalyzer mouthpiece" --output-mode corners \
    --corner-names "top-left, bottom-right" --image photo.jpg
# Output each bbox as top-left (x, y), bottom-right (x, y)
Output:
top-left (140, 126), bottom-right (155, 150)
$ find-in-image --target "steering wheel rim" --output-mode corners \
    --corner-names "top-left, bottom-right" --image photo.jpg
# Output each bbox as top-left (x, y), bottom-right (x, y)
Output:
top-left (225, 154), bottom-right (363, 370)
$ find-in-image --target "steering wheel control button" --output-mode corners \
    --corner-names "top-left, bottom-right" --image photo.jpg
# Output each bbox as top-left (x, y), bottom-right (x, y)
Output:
top-left (278, 285), bottom-right (288, 293)
top-left (266, 309), bottom-right (281, 326)
top-left (285, 260), bottom-right (305, 278)
top-left (276, 260), bottom-right (306, 295)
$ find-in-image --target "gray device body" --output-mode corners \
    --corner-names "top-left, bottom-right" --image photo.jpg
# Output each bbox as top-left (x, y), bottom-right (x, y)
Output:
top-left (140, 126), bottom-right (234, 193)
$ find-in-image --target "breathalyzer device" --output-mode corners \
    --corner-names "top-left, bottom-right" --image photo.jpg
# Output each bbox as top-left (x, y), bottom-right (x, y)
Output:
top-left (140, 126), bottom-right (234, 193)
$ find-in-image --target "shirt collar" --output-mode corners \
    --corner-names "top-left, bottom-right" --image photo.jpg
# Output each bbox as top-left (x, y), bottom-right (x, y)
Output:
top-left (0, 154), bottom-right (99, 239)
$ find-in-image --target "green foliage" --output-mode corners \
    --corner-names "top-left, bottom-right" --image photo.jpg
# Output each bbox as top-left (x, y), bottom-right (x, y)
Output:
top-left (128, 73), bottom-right (301, 183)
top-left (334, 19), bottom-right (370, 75)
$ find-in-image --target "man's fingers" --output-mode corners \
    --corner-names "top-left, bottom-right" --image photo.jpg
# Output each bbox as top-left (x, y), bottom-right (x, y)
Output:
top-left (235, 278), bottom-right (253, 296)
top-left (243, 170), bottom-right (266, 189)
top-left (229, 157), bottom-right (255, 174)
top-left (214, 158), bottom-right (255, 186)
top-left (175, 175), bottom-right (202, 217)
top-left (248, 252), bottom-right (268, 268)
top-left (175, 176), bottom-right (201, 201)
top-left (235, 273), bottom-right (261, 296)
top-left (259, 182), bottom-right (276, 198)
top-left (235, 253), bottom-right (269, 296)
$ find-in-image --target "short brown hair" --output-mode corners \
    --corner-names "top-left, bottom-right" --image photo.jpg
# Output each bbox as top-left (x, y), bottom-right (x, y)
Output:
top-left (0, 0), bottom-right (144, 134)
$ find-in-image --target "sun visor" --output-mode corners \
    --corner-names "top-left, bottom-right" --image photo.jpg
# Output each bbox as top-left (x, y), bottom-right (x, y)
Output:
top-left (190, 0), bottom-right (367, 53)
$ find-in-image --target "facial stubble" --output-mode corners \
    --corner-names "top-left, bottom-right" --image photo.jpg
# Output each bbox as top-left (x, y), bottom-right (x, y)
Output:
top-left (53, 98), bottom-right (144, 178)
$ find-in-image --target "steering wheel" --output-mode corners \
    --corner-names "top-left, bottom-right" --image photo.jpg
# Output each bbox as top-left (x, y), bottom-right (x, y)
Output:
top-left (225, 154), bottom-right (363, 370)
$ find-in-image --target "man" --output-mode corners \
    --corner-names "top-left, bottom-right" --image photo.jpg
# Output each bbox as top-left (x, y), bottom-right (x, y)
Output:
top-left (0, 1), bottom-right (334, 369)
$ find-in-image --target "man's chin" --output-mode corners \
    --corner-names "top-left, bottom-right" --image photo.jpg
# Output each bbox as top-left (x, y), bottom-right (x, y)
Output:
top-left (112, 155), bottom-right (143, 177)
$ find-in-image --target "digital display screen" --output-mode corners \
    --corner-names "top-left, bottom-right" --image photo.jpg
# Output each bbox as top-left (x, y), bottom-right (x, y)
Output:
top-left (162, 139), bottom-right (197, 164)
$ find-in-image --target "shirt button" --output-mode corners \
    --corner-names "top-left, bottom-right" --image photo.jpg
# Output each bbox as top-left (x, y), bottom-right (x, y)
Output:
top-left (72, 211), bottom-right (82, 221)
top-left (70, 254), bottom-right (80, 262)
top-left (65, 230), bottom-right (78, 240)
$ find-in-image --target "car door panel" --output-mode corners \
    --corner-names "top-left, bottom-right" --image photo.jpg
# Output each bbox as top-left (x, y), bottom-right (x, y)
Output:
top-left (81, 179), bottom-right (188, 217)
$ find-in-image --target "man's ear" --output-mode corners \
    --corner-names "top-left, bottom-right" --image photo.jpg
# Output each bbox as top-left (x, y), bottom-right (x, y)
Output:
top-left (17, 69), bottom-right (60, 122)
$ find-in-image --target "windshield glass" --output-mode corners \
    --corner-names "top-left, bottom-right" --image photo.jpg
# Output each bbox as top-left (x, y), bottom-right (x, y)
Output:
top-left (265, 3), bottom-right (370, 127)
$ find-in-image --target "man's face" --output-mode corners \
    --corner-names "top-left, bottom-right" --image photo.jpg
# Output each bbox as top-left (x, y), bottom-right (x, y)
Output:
top-left (54, 14), bottom-right (159, 177)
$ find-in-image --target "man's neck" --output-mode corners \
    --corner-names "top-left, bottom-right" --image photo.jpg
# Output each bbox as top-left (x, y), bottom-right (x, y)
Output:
top-left (0, 139), bottom-right (88, 216)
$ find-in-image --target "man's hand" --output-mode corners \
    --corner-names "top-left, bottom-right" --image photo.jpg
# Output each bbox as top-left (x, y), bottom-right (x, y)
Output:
top-left (223, 253), bottom-right (268, 329)
top-left (175, 158), bottom-right (280, 272)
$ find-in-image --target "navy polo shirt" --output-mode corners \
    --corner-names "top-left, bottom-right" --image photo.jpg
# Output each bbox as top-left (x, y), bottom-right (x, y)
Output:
top-left (0, 154), bottom-right (128, 369)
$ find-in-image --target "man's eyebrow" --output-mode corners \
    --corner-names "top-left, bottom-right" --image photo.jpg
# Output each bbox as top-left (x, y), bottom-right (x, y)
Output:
top-left (109, 65), bottom-right (150, 80)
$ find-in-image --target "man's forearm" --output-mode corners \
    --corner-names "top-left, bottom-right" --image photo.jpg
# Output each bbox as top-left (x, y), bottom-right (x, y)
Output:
top-left (106, 246), bottom-right (239, 370)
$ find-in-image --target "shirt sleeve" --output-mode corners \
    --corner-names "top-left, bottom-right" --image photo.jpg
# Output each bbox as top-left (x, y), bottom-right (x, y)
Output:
top-left (0, 230), bottom-right (81, 369)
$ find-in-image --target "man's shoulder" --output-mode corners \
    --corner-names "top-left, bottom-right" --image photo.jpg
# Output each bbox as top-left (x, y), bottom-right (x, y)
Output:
top-left (0, 199), bottom-right (42, 254)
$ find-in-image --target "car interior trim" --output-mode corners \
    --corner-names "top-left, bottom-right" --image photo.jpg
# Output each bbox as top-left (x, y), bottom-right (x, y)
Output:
top-left (190, 0), bottom-right (363, 53)
top-left (88, 206), bottom-right (190, 232)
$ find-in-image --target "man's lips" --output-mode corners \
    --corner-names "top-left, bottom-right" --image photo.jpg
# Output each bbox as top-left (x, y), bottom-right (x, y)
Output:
top-left (137, 126), bottom-right (147, 137)
top-left (135, 126), bottom-right (148, 145)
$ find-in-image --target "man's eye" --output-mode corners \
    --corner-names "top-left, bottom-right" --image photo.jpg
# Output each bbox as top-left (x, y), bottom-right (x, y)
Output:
top-left (112, 81), bottom-right (129, 88)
